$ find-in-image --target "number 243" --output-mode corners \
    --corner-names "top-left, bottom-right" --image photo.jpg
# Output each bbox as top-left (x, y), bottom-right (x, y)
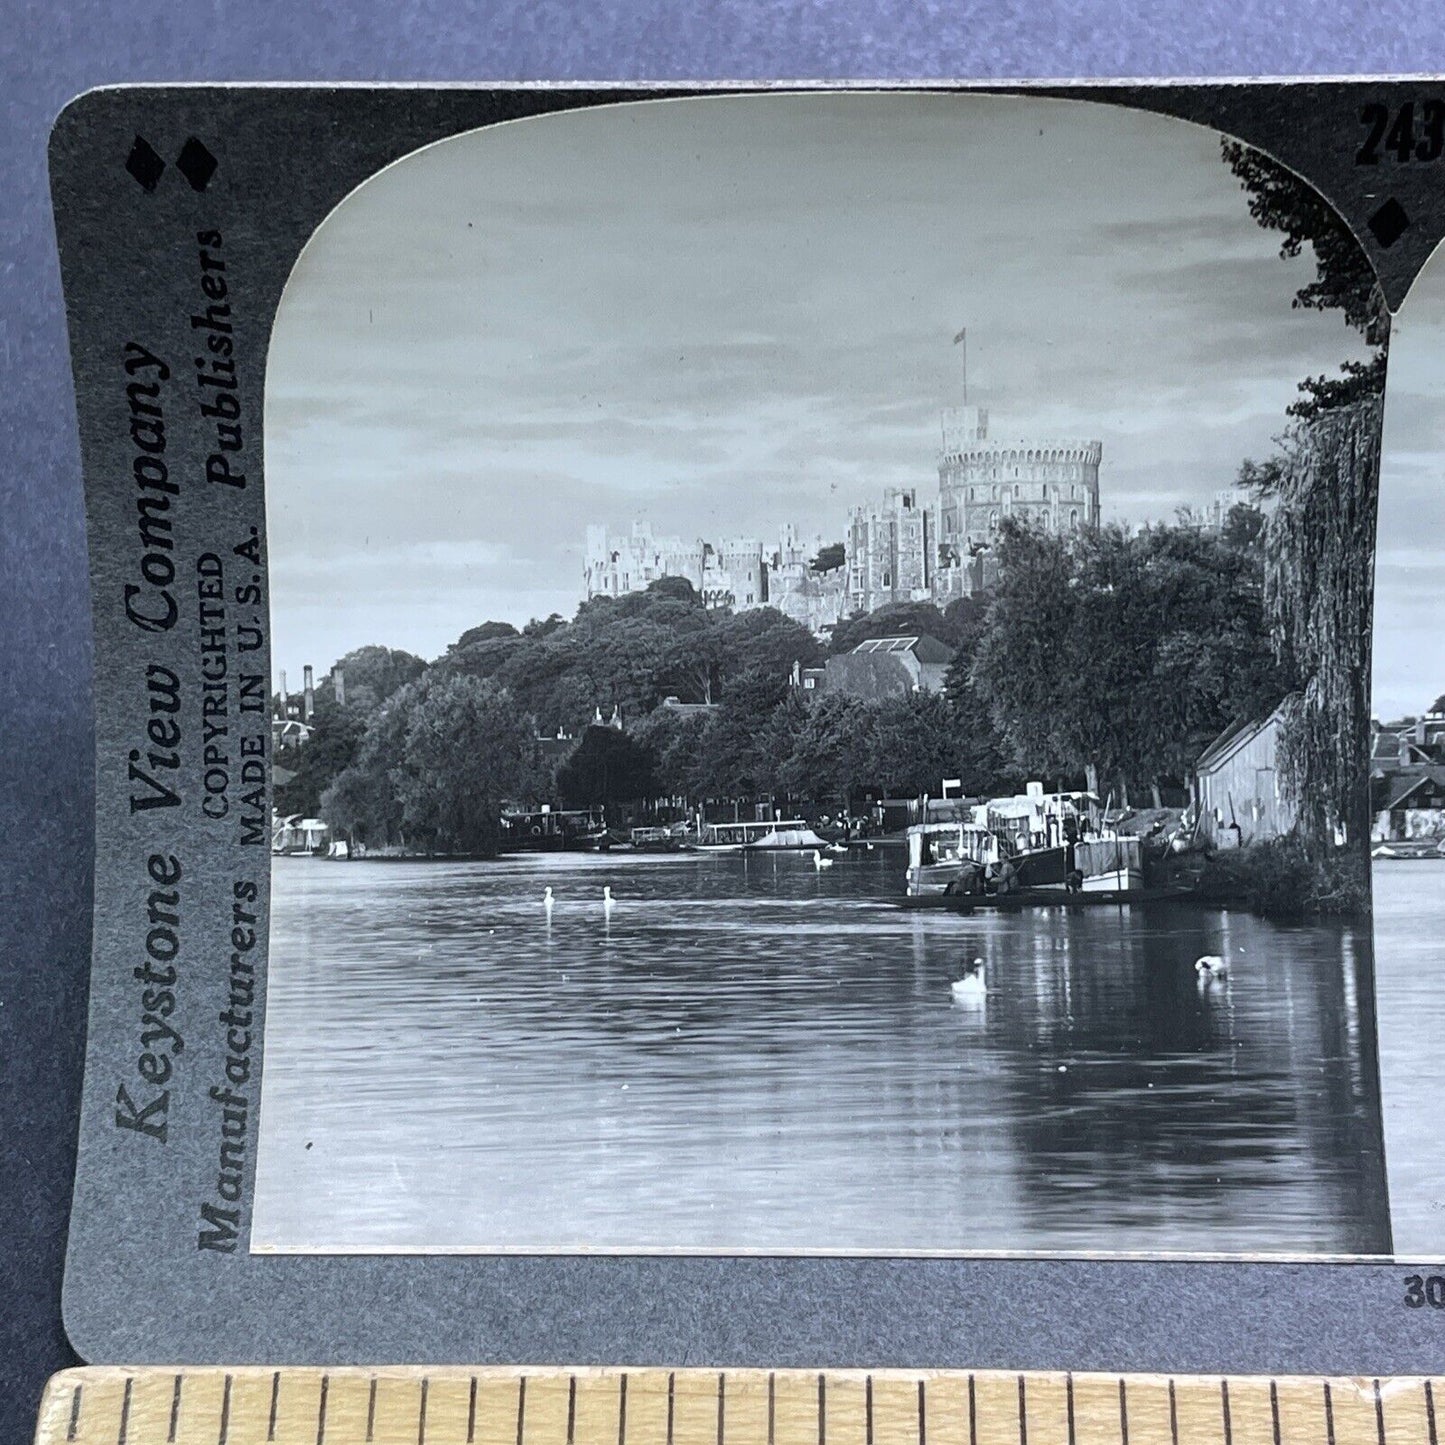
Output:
top-left (1358, 101), bottom-right (1445, 164)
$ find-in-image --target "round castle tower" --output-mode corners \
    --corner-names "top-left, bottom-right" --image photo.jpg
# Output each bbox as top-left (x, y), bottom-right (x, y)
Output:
top-left (937, 406), bottom-right (1102, 558)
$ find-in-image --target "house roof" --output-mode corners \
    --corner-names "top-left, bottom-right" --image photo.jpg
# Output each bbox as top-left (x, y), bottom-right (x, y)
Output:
top-left (1383, 766), bottom-right (1445, 812)
top-left (1195, 700), bottom-right (1290, 776)
top-left (849, 634), bottom-right (955, 664)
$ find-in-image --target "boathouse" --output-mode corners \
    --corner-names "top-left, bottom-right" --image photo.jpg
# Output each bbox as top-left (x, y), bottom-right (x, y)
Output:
top-left (1192, 702), bottom-right (1295, 848)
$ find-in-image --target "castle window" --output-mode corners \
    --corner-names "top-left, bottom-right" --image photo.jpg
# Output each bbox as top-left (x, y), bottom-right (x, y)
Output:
top-left (882, 571), bottom-right (892, 587)
top-left (1070, 509), bottom-right (1080, 528)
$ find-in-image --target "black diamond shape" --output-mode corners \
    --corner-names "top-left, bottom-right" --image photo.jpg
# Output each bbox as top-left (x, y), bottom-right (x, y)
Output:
top-left (124, 136), bottom-right (165, 192)
top-left (1368, 197), bottom-right (1411, 249)
top-left (176, 136), bottom-right (217, 192)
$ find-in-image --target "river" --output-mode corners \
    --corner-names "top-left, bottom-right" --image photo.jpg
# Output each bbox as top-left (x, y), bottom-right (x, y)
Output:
top-left (252, 848), bottom-right (1391, 1256)
top-left (1372, 856), bottom-right (1445, 1259)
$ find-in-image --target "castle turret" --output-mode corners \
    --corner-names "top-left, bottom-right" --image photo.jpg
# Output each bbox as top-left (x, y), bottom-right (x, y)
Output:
top-left (937, 408), bottom-right (1101, 558)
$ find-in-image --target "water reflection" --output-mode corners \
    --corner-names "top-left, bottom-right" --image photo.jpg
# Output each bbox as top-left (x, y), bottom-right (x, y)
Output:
top-left (1374, 859), bottom-right (1445, 1257)
top-left (253, 851), bottom-right (1389, 1255)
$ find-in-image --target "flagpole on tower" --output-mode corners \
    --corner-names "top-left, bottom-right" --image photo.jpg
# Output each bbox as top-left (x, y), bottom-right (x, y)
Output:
top-left (952, 326), bottom-right (968, 406)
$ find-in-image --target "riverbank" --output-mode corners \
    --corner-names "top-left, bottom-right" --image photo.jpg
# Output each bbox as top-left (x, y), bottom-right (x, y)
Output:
top-left (1194, 836), bottom-right (1370, 920)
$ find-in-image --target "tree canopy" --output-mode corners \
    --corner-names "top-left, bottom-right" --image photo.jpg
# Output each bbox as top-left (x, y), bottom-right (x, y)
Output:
top-left (969, 518), bottom-right (1289, 800)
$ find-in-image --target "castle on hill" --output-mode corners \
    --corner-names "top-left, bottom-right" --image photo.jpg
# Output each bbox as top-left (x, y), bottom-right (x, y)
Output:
top-left (583, 353), bottom-right (1104, 634)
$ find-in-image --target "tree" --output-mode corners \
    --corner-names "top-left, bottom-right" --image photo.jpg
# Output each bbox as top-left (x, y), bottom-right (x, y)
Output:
top-left (391, 674), bottom-right (541, 855)
top-left (809, 542), bottom-right (846, 574)
top-left (1264, 400), bottom-right (1383, 851)
top-left (321, 644), bottom-right (427, 715)
top-left (1226, 138), bottom-right (1388, 871)
top-left (631, 707), bottom-right (713, 802)
top-left (829, 600), bottom-right (953, 655)
top-left (523, 613), bottom-right (567, 639)
top-left (274, 701), bottom-right (365, 817)
top-left (1222, 141), bottom-right (1388, 345)
top-left (1223, 140), bottom-right (1388, 424)
top-left (968, 522), bottom-right (1087, 785)
top-left (646, 575), bottom-right (703, 605)
top-left (710, 608), bottom-right (823, 692)
top-left (455, 620), bottom-right (520, 648)
top-left (555, 726), bottom-right (657, 809)
top-left (446, 631), bottom-right (526, 685)
top-left (1221, 501), bottom-right (1266, 554)
top-left (319, 680), bottom-right (422, 846)
top-left (971, 519), bottom-right (1287, 801)
top-left (863, 693), bottom-right (959, 798)
top-left (700, 667), bottom-right (793, 801)
top-left (781, 693), bottom-right (874, 807)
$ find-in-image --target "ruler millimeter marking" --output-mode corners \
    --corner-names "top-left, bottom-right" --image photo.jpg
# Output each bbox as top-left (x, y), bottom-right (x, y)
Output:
top-left (35, 1369), bottom-right (1445, 1445)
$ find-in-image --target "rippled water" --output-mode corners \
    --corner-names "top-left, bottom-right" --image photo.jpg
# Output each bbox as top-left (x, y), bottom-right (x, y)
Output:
top-left (252, 849), bottom-right (1389, 1255)
top-left (1373, 858), bottom-right (1445, 1258)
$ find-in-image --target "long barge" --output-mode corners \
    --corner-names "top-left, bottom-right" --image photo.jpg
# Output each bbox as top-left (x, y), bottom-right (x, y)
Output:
top-left (896, 885), bottom-right (1194, 912)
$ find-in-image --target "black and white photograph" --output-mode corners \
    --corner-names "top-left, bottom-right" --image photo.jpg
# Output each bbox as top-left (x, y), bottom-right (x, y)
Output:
top-left (1369, 240), bottom-right (1445, 1260)
top-left (251, 92), bottom-right (1394, 1256)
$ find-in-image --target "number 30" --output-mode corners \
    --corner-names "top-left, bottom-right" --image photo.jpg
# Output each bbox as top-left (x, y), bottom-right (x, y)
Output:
top-left (1403, 1274), bottom-right (1445, 1308)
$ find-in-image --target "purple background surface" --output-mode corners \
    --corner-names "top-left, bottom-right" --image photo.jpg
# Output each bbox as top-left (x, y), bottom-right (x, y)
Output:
top-left (5, 4), bottom-right (1445, 1441)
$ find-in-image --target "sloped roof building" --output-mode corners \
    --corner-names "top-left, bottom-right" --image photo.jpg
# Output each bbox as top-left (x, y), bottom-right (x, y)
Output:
top-left (821, 634), bottom-right (954, 700)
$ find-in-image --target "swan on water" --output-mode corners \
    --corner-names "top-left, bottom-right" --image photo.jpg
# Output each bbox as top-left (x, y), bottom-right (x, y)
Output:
top-left (825, 841), bottom-right (848, 856)
top-left (1195, 954), bottom-right (1227, 978)
top-left (603, 885), bottom-right (616, 915)
top-left (951, 958), bottom-right (988, 1003)
top-left (812, 849), bottom-right (834, 870)
top-left (543, 886), bottom-right (554, 916)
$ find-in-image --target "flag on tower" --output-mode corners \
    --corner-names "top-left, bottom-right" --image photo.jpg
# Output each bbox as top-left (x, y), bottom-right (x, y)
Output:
top-left (952, 327), bottom-right (967, 345)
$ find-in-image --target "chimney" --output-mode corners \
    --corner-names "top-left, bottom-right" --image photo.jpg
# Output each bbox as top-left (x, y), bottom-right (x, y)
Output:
top-left (333, 667), bottom-right (346, 708)
top-left (303, 665), bottom-right (315, 723)
top-left (278, 670), bottom-right (289, 717)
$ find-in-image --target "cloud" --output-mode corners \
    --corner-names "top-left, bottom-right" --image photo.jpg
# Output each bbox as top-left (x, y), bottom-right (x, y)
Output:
top-left (266, 91), bottom-right (1377, 682)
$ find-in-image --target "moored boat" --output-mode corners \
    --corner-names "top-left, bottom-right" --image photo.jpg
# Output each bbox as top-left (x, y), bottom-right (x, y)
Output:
top-left (686, 818), bottom-right (829, 852)
top-left (904, 787), bottom-right (1144, 898)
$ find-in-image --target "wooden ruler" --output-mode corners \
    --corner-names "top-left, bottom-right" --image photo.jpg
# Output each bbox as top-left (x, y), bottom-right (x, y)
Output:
top-left (32, 1369), bottom-right (1444, 1445)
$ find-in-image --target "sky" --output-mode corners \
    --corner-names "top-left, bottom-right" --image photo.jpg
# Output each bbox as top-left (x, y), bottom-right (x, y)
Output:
top-left (1374, 266), bottom-right (1445, 723)
top-left (265, 91), bottom-right (1376, 686)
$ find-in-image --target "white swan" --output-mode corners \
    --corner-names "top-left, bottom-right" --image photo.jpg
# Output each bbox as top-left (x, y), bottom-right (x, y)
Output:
top-left (543, 886), bottom-right (554, 918)
top-left (825, 841), bottom-right (848, 856)
top-left (812, 849), bottom-right (834, 870)
top-left (1195, 954), bottom-right (1227, 978)
top-left (603, 885), bottom-right (615, 917)
top-left (951, 958), bottom-right (988, 1004)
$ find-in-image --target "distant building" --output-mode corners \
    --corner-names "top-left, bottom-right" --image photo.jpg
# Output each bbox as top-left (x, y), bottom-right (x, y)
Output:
top-left (766, 524), bottom-right (846, 634)
top-left (1370, 710), bottom-right (1445, 840)
top-left (660, 695), bottom-right (720, 719)
top-left (584, 521), bottom-right (845, 634)
top-left (821, 634), bottom-right (954, 700)
top-left (936, 406), bottom-right (1101, 560)
top-left (701, 537), bottom-right (767, 609)
top-left (845, 488), bottom-right (935, 617)
top-left (584, 522), bottom-right (707, 599)
top-left (585, 369), bottom-right (1105, 632)
top-left (1192, 702), bottom-right (1295, 847)
top-left (790, 661), bottom-right (827, 694)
